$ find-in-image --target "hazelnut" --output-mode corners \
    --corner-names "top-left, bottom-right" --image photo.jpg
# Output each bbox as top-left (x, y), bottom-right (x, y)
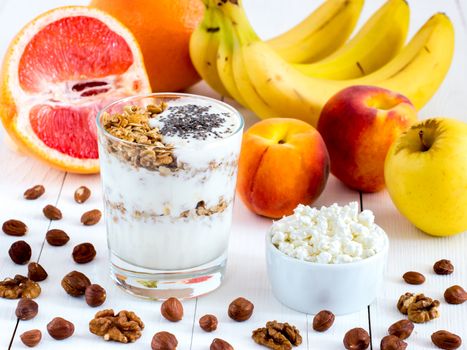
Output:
top-left (43, 204), bottom-right (62, 220)
top-left (61, 271), bottom-right (91, 296)
top-left (15, 298), bottom-right (39, 320)
top-left (431, 330), bottom-right (462, 349)
top-left (312, 310), bottom-right (335, 332)
top-left (381, 335), bottom-right (408, 350)
top-left (433, 259), bottom-right (454, 275)
top-left (151, 331), bottom-right (178, 350)
top-left (47, 317), bottom-right (74, 340)
top-left (210, 338), bottom-right (234, 350)
top-left (85, 284), bottom-right (106, 307)
top-left (2, 219), bottom-right (28, 236)
top-left (402, 271), bottom-right (425, 285)
top-left (20, 329), bottom-right (42, 347)
top-left (388, 319), bottom-right (414, 340)
top-left (81, 209), bottom-right (102, 225)
top-left (8, 240), bottom-right (32, 264)
top-left (24, 185), bottom-right (45, 200)
top-left (228, 297), bottom-right (254, 322)
top-left (199, 314), bottom-right (218, 332)
top-left (72, 242), bottom-right (96, 264)
top-left (27, 262), bottom-right (48, 282)
top-left (45, 229), bottom-right (69, 246)
top-left (161, 297), bottom-right (183, 322)
top-left (343, 328), bottom-right (370, 350)
top-left (444, 285), bottom-right (467, 305)
top-left (74, 186), bottom-right (91, 203)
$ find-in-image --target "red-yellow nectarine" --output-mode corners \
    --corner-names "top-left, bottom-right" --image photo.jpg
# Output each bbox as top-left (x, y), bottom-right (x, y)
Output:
top-left (237, 118), bottom-right (329, 219)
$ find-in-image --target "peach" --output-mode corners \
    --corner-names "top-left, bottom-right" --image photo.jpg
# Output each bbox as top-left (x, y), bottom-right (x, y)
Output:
top-left (237, 118), bottom-right (329, 219)
top-left (317, 85), bottom-right (417, 193)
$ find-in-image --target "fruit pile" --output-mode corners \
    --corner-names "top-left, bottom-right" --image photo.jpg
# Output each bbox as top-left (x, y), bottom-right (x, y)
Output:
top-left (189, 0), bottom-right (466, 237)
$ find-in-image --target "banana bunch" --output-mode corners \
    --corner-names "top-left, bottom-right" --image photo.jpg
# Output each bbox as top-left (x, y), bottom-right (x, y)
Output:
top-left (189, 0), bottom-right (454, 127)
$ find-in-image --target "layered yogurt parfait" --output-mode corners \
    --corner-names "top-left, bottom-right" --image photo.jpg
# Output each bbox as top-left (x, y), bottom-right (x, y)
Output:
top-left (96, 93), bottom-right (243, 299)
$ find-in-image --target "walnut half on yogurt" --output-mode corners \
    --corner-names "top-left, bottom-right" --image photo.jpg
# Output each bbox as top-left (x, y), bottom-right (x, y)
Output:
top-left (270, 202), bottom-right (386, 264)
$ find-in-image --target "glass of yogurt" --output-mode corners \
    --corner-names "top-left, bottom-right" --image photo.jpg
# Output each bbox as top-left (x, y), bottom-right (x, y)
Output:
top-left (96, 93), bottom-right (244, 299)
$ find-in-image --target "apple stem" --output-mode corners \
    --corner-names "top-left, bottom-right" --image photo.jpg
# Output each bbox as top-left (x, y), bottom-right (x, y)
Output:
top-left (418, 130), bottom-right (430, 151)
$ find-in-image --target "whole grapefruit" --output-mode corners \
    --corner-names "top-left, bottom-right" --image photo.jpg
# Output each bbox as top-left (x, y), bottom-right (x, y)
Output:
top-left (90, 0), bottom-right (204, 92)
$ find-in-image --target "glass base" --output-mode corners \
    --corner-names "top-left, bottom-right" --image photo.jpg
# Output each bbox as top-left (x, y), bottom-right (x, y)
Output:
top-left (109, 252), bottom-right (226, 300)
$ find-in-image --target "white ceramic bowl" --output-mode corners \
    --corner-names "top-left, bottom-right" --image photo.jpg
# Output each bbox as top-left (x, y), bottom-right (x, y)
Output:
top-left (266, 231), bottom-right (389, 315)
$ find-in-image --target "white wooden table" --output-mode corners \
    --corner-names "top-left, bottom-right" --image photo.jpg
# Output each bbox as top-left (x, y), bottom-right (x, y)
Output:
top-left (0, 0), bottom-right (466, 349)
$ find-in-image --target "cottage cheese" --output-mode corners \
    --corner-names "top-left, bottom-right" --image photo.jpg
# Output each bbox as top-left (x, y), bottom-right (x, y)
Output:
top-left (269, 202), bottom-right (386, 264)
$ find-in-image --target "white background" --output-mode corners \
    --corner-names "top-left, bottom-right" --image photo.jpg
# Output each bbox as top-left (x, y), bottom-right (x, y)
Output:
top-left (0, 0), bottom-right (466, 349)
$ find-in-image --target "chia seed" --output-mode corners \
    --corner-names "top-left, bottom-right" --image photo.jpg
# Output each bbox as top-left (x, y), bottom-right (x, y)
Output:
top-left (158, 104), bottom-right (231, 140)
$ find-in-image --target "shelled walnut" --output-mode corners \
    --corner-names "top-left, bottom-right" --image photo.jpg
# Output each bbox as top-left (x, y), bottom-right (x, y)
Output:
top-left (89, 309), bottom-right (144, 343)
top-left (407, 295), bottom-right (440, 323)
top-left (252, 321), bottom-right (302, 350)
top-left (0, 275), bottom-right (41, 299)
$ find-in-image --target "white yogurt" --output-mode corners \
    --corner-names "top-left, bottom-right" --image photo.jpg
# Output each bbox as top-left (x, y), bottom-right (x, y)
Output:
top-left (98, 96), bottom-right (243, 270)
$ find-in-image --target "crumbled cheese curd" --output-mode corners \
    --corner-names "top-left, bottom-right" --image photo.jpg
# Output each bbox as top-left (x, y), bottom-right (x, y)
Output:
top-left (270, 202), bottom-right (386, 264)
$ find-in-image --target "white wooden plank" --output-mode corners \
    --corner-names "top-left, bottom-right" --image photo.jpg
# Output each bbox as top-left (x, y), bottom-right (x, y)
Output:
top-left (0, 0), bottom-right (466, 349)
top-left (0, 135), bottom-right (65, 349)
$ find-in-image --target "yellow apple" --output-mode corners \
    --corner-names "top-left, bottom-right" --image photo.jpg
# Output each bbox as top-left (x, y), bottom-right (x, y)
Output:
top-left (384, 118), bottom-right (467, 236)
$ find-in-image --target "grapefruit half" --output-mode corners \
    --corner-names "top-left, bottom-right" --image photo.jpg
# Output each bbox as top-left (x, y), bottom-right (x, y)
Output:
top-left (0, 6), bottom-right (151, 173)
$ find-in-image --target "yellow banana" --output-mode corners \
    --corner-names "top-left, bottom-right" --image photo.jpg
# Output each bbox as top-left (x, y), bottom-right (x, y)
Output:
top-left (267, 0), bottom-right (364, 63)
top-left (190, 0), bottom-right (364, 93)
top-left (189, 5), bottom-right (230, 96)
top-left (220, 1), bottom-right (454, 127)
top-left (294, 0), bottom-right (410, 79)
top-left (216, 10), bottom-right (249, 107)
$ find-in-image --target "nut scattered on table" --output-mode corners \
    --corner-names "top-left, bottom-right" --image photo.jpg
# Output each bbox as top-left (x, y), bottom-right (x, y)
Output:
top-left (24, 185), bottom-right (45, 200)
top-left (343, 328), bottom-right (370, 350)
top-left (380, 335), bottom-right (407, 350)
top-left (74, 186), bottom-right (91, 203)
top-left (81, 209), bottom-right (102, 226)
top-left (8, 240), bottom-right (32, 264)
top-left (312, 310), bottom-right (335, 332)
top-left (72, 242), bottom-right (96, 264)
top-left (433, 259), bottom-right (454, 275)
top-left (431, 330), bottom-right (462, 350)
top-left (211, 338), bottom-right (234, 350)
top-left (47, 317), bottom-right (74, 340)
top-left (400, 293), bottom-right (440, 323)
top-left (43, 204), bottom-right (62, 220)
top-left (85, 284), bottom-right (106, 307)
top-left (89, 309), bottom-right (144, 343)
top-left (402, 271), bottom-right (425, 285)
top-left (61, 271), bottom-right (91, 296)
top-left (45, 229), bottom-right (69, 246)
top-left (2, 219), bottom-right (28, 236)
top-left (228, 297), bottom-right (254, 322)
top-left (444, 285), bottom-right (467, 305)
top-left (15, 298), bottom-right (39, 320)
top-left (27, 262), bottom-right (48, 282)
top-left (151, 331), bottom-right (178, 350)
top-left (397, 293), bottom-right (417, 314)
top-left (0, 275), bottom-right (41, 299)
top-left (387, 319), bottom-right (414, 340)
top-left (161, 297), bottom-right (184, 322)
top-left (20, 329), bottom-right (42, 347)
top-left (252, 320), bottom-right (302, 350)
top-left (199, 314), bottom-right (218, 332)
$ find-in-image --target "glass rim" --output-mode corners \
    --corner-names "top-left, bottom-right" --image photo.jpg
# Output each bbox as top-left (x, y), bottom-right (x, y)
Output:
top-left (95, 92), bottom-right (245, 149)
